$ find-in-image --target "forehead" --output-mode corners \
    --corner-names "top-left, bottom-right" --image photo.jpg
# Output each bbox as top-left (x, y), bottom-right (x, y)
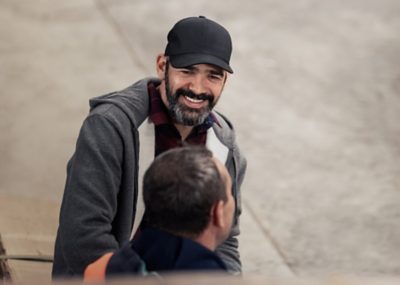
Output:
top-left (173, 62), bottom-right (224, 74)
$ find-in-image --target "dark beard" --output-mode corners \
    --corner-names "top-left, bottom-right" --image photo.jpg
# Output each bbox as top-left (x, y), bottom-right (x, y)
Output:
top-left (164, 69), bottom-right (216, 126)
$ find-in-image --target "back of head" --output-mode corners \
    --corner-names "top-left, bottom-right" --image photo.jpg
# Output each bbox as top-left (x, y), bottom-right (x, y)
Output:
top-left (143, 146), bottom-right (227, 237)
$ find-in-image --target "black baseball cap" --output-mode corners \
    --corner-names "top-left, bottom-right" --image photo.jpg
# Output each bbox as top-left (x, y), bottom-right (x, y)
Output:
top-left (165, 16), bottom-right (233, 73)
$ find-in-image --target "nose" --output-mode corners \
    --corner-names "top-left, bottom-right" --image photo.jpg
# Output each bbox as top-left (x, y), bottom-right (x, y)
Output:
top-left (188, 74), bottom-right (208, 95)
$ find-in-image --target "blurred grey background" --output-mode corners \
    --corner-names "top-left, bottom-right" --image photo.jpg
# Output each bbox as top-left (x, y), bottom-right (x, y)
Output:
top-left (1, 0), bottom-right (400, 281)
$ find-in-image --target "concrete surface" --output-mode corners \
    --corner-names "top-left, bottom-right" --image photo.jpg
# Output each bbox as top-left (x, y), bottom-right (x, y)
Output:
top-left (1, 0), bottom-right (400, 282)
top-left (0, 193), bottom-right (57, 281)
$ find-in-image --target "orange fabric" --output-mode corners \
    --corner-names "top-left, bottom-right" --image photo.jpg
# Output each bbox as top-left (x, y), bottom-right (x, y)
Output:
top-left (83, 252), bottom-right (114, 282)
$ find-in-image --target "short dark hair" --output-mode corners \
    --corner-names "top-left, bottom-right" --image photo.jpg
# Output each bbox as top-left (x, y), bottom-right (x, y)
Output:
top-left (143, 146), bottom-right (227, 237)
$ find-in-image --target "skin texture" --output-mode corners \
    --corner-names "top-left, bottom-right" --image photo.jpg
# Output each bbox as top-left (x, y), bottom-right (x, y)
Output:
top-left (193, 157), bottom-right (234, 251)
top-left (156, 54), bottom-right (227, 140)
top-left (212, 157), bottom-right (235, 246)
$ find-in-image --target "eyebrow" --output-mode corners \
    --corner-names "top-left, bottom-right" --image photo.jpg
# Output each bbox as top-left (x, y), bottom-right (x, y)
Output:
top-left (209, 69), bottom-right (224, 77)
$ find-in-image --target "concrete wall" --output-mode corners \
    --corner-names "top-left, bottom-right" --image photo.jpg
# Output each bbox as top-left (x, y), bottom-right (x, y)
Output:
top-left (1, 0), bottom-right (400, 281)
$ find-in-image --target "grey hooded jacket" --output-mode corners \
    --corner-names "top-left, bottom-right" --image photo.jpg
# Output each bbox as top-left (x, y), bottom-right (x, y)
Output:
top-left (52, 78), bottom-right (247, 277)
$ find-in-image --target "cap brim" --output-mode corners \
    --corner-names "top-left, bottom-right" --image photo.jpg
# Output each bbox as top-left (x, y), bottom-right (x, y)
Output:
top-left (169, 53), bottom-right (233, 73)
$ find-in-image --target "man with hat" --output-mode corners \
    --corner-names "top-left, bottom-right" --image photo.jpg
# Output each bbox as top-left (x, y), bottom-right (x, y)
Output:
top-left (52, 16), bottom-right (247, 277)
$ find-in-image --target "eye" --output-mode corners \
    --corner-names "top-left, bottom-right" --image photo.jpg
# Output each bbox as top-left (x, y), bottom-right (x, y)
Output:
top-left (208, 73), bottom-right (223, 81)
top-left (179, 69), bottom-right (193, 75)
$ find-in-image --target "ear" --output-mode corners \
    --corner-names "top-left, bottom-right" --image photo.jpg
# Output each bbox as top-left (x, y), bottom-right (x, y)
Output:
top-left (156, 54), bottom-right (167, 80)
top-left (223, 72), bottom-right (229, 84)
top-left (211, 200), bottom-right (226, 229)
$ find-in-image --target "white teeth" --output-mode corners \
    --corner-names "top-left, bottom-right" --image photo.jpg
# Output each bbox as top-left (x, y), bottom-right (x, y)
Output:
top-left (185, 96), bottom-right (203, 103)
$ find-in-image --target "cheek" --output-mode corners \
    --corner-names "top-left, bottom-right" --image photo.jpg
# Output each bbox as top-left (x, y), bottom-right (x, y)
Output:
top-left (228, 196), bottom-right (235, 217)
top-left (211, 85), bottom-right (224, 100)
top-left (213, 93), bottom-right (221, 103)
top-left (169, 74), bottom-right (188, 90)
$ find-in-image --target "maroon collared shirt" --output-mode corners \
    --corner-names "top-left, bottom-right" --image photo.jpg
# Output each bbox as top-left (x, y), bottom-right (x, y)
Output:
top-left (147, 82), bottom-right (218, 157)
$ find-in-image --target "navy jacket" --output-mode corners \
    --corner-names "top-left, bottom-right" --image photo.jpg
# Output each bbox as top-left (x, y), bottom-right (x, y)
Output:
top-left (106, 228), bottom-right (227, 277)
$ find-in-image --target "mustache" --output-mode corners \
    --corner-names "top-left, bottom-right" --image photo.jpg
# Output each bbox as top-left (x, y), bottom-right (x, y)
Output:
top-left (175, 89), bottom-right (214, 104)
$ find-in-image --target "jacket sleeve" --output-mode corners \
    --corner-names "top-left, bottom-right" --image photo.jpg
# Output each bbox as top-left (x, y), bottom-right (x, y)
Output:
top-left (216, 142), bottom-right (247, 273)
top-left (56, 114), bottom-right (125, 275)
top-left (215, 222), bottom-right (241, 273)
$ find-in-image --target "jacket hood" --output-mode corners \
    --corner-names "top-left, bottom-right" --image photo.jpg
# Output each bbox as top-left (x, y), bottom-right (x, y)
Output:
top-left (212, 112), bottom-right (236, 149)
top-left (89, 77), bottom-right (161, 128)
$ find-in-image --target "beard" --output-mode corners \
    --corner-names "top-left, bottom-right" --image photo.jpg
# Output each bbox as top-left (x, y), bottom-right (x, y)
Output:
top-left (164, 70), bottom-right (217, 126)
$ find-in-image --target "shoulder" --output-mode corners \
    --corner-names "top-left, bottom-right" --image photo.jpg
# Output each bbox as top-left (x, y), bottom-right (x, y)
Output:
top-left (213, 111), bottom-right (234, 130)
top-left (88, 78), bottom-right (160, 128)
top-left (179, 238), bottom-right (228, 271)
top-left (211, 111), bottom-right (247, 172)
top-left (211, 111), bottom-right (237, 149)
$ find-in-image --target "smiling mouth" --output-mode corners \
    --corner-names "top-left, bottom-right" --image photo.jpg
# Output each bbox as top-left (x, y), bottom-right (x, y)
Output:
top-left (184, 95), bottom-right (205, 104)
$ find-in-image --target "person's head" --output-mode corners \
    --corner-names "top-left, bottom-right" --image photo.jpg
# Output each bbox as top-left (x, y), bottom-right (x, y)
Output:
top-left (156, 16), bottom-right (233, 126)
top-left (143, 146), bottom-right (234, 246)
